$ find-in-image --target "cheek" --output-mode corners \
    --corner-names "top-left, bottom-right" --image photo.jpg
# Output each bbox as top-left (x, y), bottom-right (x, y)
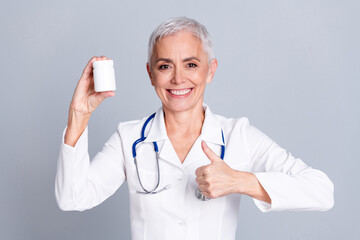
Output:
top-left (153, 87), bottom-right (166, 101)
top-left (152, 71), bottom-right (173, 86)
top-left (192, 70), bottom-right (209, 85)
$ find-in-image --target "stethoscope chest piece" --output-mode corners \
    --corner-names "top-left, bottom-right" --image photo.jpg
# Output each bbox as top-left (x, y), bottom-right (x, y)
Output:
top-left (195, 188), bottom-right (210, 201)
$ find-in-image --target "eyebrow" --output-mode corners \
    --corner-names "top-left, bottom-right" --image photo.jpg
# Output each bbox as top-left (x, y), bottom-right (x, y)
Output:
top-left (155, 56), bottom-right (201, 64)
top-left (184, 57), bottom-right (201, 62)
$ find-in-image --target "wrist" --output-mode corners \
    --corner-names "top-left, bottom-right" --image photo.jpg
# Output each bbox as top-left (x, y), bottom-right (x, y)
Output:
top-left (65, 109), bottom-right (90, 147)
top-left (232, 171), bottom-right (256, 195)
top-left (67, 108), bottom-right (90, 128)
top-left (235, 171), bottom-right (271, 203)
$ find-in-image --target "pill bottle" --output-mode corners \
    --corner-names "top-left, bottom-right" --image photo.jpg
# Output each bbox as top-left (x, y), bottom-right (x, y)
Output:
top-left (93, 60), bottom-right (116, 92)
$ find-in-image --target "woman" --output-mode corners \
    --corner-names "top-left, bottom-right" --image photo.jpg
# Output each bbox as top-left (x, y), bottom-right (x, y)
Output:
top-left (55, 17), bottom-right (334, 240)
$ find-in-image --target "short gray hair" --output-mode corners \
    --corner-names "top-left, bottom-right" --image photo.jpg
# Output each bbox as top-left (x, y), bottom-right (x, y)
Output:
top-left (147, 17), bottom-right (215, 67)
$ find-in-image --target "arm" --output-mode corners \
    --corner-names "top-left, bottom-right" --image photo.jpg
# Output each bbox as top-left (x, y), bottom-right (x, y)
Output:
top-left (55, 123), bottom-right (126, 211)
top-left (244, 119), bottom-right (334, 212)
top-left (230, 171), bottom-right (271, 203)
top-left (195, 119), bottom-right (334, 212)
top-left (55, 56), bottom-right (124, 211)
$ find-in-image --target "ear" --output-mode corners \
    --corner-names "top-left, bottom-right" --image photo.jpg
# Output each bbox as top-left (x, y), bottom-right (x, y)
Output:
top-left (146, 62), bottom-right (155, 86)
top-left (206, 58), bottom-right (218, 84)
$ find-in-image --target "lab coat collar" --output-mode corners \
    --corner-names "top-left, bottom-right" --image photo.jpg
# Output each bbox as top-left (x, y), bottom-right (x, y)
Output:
top-left (199, 104), bottom-right (225, 146)
top-left (144, 104), bottom-right (224, 146)
top-left (143, 106), bottom-right (168, 143)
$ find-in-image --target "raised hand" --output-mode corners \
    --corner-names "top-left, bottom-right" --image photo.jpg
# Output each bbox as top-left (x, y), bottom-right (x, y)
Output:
top-left (65, 56), bottom-right (115, 147)
top-left (70, 56), bottom-right (115, 116)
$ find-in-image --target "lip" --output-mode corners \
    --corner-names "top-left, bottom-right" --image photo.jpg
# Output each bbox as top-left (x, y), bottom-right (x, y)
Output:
top-left (166, 88), bottom-right (193, 98)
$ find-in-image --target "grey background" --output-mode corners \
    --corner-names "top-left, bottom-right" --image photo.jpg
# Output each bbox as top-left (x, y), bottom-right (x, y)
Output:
top-left (0, 0), bottom-right (358, 239)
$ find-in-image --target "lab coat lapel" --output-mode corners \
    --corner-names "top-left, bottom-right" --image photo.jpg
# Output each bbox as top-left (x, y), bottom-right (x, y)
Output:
top-left (144, 107), bottom-right (183, 169)
top-left (200, 105), bottom-right (224, 146)
top-left (183, 105), bottom-right (225, 167)
top-left (158, 139), bottom-right (183, 169)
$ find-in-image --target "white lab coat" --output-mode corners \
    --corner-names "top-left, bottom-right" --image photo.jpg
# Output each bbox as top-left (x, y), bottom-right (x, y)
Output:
top-left (55, 105), bottom-right (334, 240)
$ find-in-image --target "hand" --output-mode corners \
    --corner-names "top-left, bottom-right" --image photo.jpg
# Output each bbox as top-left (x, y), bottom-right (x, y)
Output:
top-left (64, 56), bottom-right (116, 147)
top-left (69, 56), bottom-right (115, 116)
top-left (195, 141), bottom-right (272, 203)
top-left (195, 141), bottom-right (240, 199)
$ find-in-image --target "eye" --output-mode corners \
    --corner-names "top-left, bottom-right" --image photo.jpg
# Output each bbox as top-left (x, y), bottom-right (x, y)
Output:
top-left (158, 64), bottom-right (170, 70)
top-left (187, 63), bottom-right (197, 68)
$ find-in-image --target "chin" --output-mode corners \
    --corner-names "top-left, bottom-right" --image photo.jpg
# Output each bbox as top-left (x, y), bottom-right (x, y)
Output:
top-left (162, 99), bottom-right (203, 113)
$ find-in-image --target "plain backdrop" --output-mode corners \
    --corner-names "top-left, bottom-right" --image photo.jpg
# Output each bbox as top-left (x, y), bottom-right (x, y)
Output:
top-left (0, 0), bottom-right (359, 239)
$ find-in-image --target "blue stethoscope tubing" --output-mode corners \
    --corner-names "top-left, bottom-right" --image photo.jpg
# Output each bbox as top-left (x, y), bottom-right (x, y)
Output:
top-left (132, 112), bottom-right (225, 195)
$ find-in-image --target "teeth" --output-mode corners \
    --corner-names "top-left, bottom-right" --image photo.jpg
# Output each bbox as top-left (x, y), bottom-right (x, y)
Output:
top-left (169, 89), bottom-right (191, 95)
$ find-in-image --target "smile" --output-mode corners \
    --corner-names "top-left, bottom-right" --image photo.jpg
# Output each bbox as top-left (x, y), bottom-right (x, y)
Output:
top-left (167, 88), bottom-right (193, 96)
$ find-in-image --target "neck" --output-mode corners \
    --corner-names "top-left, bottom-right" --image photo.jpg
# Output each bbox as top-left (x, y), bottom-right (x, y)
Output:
top-left (163, 103), bottom-right (205, 137)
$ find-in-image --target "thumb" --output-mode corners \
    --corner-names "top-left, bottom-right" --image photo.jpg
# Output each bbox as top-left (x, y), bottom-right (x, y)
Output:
top-left (202, 141), bottom-right (221, 163)
top-left (90, 91), bottom-right (115, 111)
top-left (102, 90), bottom-right (116, 98)
top-left (96, 91), bottom-right (115, 102)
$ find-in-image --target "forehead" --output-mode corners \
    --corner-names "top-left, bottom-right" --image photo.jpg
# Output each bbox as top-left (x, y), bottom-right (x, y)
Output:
top-left (153, 31), bottom-right (206, 59)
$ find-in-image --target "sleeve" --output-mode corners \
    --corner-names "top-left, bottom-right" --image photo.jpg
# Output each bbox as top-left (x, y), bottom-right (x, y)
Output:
top-left (54, 124), bottom-right (126, 211)
top-left (242, 118), bottom-right (334, 212)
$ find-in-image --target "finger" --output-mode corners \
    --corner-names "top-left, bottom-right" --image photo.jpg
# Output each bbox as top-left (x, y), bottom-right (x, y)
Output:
top-left (195, 166), bottom-right (206, 177)
top-left (202, 141), bottom-right (221, 163)
top-left (83, 56), bottom-right (98, 74)
top-left (103, 91), bottom-right (116, 97)
top-left (199, 190), bottom-right (211, 198)
top-left (197, 183), bottom-right (209, 192)
top-left (196, 166), bottom-right (210, 177)
top-left (99, 55), bottom-right (109, 60)
top-left (80, 56), bottom-right (102, 80)
top-left (95, 91), bottom-right (116, 102)
top-left (99, 55), bottom-right (112, 60)
top-left (195, 176), bottom-right (207, 185)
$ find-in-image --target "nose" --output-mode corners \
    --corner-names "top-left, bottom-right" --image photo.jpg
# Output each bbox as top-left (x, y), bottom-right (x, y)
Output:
top-left (171, 67), bottom-right (186, 85)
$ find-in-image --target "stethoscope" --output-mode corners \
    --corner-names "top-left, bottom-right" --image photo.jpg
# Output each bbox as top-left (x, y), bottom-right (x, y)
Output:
top-left (132, 113), bottom-right (225, 201)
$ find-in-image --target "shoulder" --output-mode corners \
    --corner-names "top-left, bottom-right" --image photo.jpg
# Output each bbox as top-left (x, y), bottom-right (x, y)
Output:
top-left (213, 112), bottom-right (268, 141)
top-left (114, 114), bottom-right (152, 136)
top-left (212, 112), bottom-right (251, 130)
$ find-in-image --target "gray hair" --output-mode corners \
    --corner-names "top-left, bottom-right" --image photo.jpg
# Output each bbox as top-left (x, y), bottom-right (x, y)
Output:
top-left (147, 17), bottom-right (215, 67)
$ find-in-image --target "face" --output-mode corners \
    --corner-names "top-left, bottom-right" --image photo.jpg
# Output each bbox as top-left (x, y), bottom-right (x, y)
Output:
top-left (147, 31), bottom-right (217, 114)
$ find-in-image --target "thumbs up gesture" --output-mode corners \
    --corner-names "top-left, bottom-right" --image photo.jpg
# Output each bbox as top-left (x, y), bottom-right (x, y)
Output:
top-left (195, 141), bottom-right (272, 202)
top-left (195, 141), bottom-right (241, 199)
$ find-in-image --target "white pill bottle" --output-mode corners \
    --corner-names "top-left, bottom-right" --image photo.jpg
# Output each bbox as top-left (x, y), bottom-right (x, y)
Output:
top-left (92, 60), bottom-right (116, 92)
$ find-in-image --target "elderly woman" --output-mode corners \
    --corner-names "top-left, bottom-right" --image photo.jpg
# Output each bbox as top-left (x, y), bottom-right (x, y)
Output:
top-left (55, 17), bottom-right (334, 240)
